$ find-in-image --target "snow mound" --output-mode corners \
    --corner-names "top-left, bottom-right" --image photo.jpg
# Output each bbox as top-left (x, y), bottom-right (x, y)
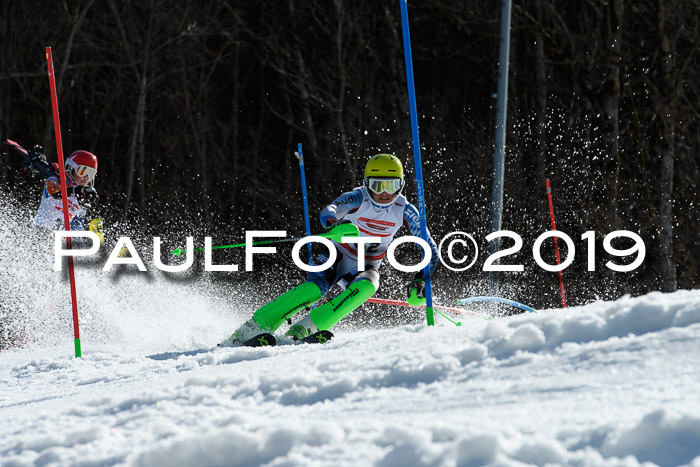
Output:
top-left (1, 289), bottom-right (700, 466)
top-left (480, 290), bottom-right (700, 359)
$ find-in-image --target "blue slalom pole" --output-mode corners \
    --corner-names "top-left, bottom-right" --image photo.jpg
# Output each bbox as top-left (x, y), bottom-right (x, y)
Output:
top-left (295, 143), bottom-right (313, 265)
top-left (399, 0), bottom-right (434, 326)
top-left (456, 296), bottom-right (537, 313)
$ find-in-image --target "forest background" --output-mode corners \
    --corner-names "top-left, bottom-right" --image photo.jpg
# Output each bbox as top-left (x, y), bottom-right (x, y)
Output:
top-left (0, 0), bottom-right (697, 310)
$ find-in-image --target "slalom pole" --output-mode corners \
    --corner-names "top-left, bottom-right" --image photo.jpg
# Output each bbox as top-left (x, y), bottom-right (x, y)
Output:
top-left (365, 297), bottom-right (496, 322)
top-left (399, 0), bottom-right (435, 326)
top-left (456, 296), bottom-right (537, 313)
top-left (366, 297), bottom-right (482, 318)
top-left (545, 178), bottom-right (567, 307)
top-left (295, 143), bottom-right (313, 265)
top-left (46, 47), bottom-right (81, 357)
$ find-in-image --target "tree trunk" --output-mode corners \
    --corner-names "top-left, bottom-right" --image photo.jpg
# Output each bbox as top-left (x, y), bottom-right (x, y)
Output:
top-left (56, 0), bottom-right (96, 98)
top-left (656, 0), bottom-right (677, 292)
top-left (533, 0), bottom-right (547, 201)
top-left (334, 0), bottom-right (353, 173)
top-left (122, 2), bottom-right (154, 221)
top-left (601, 0), bottom-right (624, 231)
top-left (288, 0), bottom-right (319, 157)
top-left (137, 85), bottom-right (147, 211)
top-left (44, 0), bottom-right (96, 150)
top-left (231, 27), bottom-right (241, 213)
top-left (383, 4), bottom-right (409, 136)
top-left (0, 1), bottom-right (8, 150)
top-left (123, 69), bottom-right (148, 221)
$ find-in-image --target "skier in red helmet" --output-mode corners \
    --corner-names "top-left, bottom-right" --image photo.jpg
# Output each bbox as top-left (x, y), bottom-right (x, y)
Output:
top-left (34, 149), bottom-right (99, 231)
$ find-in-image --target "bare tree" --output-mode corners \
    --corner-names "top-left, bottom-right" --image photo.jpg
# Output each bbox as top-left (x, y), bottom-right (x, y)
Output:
top-left (652, 0), bottom-right (698, 292)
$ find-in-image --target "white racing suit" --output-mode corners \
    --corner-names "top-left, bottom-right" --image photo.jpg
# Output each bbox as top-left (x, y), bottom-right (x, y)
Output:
top-left (312, 186), bottom-right (439, 295)
top-left (34, 176), bottom-right (87, 231)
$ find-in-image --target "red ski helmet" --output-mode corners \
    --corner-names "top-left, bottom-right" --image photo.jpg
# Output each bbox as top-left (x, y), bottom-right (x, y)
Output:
top-left (66, 150), bottom-right (98, 185)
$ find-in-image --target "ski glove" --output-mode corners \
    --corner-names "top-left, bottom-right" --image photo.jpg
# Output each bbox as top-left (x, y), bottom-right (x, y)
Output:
top-left (325, 218), bottom-right (352, 229)
top-left (26, 145), bottom-right (47, 170)
top-left (406, 278), bottom-right (426, 307)
top-left (27, 145), bottom-right (45, 159)
top-left (77, 186), bottom-right (99, 206)
top-left (51, 185), bottom-right (98, 205)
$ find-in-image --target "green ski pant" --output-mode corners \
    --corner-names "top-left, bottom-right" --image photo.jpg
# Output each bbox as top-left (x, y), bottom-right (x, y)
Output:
top-left (253, 280), bottom-right (376, 332)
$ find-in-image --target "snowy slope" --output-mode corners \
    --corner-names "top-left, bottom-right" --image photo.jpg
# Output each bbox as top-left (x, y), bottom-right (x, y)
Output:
top-left (2, 289), bottom-right (700, 466)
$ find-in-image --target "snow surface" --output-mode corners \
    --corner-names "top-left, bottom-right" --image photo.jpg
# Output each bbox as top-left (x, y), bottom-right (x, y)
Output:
top-left (2, 198), bottom-right (700, 466)
top-left (2, 288), bottom-right (700, 466)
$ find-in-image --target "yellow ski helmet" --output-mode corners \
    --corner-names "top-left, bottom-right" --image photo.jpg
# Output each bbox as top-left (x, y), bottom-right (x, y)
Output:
top-left (364, 154), bottom-right (404, 179)
top-left (364, 154), bottom-right (405, 206)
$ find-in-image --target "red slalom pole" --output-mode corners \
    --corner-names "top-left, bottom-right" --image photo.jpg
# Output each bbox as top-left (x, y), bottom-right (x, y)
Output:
top-left (545, 178), bottom-right (567, 308)
top-left (46, 47), bottom-right (82, 357)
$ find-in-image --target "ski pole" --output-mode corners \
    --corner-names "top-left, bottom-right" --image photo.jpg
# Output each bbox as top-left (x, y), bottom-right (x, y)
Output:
top-left (295, 143), bottom-right (313, 265)
top-left (4, 140), bottom-right (58, 178)
top-left (170, 222), bottom-right (359, 256)
top-left (546, 178), bottom-right (567, 307)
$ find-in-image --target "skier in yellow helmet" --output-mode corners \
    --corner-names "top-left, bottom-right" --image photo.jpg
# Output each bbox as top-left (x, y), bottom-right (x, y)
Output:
top-left (225, 153), bottom-right (439, 346)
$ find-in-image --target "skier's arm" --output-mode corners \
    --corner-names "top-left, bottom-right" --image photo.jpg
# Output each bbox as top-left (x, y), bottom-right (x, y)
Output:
top-left (319, 189), bottom-right (363, 228)
top-left (45, 177), bottom-right (62, 198)
top-left (45, 176), bottom-right (99, 206)
top-left (403, 201), bottom-right (439, 278)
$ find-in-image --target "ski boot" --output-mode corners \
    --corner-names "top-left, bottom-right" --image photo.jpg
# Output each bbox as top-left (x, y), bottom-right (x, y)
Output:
top-left (221, 318), bottom-right (276, 347)
top-left (284, 318), bottom-right (334, 345)
top-left (285, 315), bottom-right (318, 341)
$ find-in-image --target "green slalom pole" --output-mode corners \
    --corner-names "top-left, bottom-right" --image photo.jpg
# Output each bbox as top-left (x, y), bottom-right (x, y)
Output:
top-left (436, 310), bottom-right (462, 326)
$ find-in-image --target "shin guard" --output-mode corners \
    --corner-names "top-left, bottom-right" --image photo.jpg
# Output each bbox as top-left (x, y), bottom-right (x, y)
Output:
top-left (309, 280), bottom-right (376, 331)
top-left (253, 282), bottom-right (322, 332)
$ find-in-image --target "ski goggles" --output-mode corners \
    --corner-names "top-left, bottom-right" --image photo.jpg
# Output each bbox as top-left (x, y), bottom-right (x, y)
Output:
top-left (366, 177), bottom-right (403, 195)
top-left (74, 165), bottom-right (97, 182)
